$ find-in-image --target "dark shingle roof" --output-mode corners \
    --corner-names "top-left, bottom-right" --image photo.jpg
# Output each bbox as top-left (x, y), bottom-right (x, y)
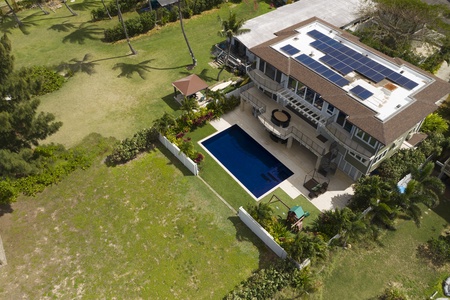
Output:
top-left (249, 17), bottom-right (450, 145)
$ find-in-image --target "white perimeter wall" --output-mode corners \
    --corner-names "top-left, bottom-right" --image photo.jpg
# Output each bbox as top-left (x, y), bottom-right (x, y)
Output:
top-left (238, 207), bottom-right (287, 259)
top-left (158, 134), bottom-right (198, 176)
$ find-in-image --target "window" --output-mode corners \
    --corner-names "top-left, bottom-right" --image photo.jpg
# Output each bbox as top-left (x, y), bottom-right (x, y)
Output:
top-left (288, 77), bottom-right (297, 92)
top-left (373, 149), bottom-right (387, 164)
top-left (258, 59), bottom-right (265, 72)
top-left (355, 129), bottom-right (377, 148)
top-left (275, 70), bottom-right (283, 83)
top-left (348, 151), bottom-right (368, 165)
top-left (326, 104), bottom-right (335, 115)
top-left (265, 62), bottom-right (276, 80)
top-left (314, 97), bottom-right (324, 111)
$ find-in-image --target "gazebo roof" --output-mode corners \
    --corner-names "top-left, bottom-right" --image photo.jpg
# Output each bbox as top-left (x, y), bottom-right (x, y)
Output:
top-left (172, 74), bottom-right (208, 96)
top-left (156, 0), bottom-right (178, 7)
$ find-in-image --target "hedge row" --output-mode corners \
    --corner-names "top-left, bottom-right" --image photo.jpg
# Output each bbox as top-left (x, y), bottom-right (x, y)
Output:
top-left (104, 11), bottom-right (156, 42)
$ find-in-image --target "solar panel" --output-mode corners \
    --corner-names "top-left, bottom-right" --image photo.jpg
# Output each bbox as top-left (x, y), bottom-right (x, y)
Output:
top-left (350, 85), bottom-right (373, 100)
top-left (365, 60), bottom-right (378, 68)
top-left (387, 72), bottom-right (402, 82)
top-left (307, 30), bottom-right (325, 39)
top-left (295, 54), bottom-right (349, 87)
top-left (404, 80), bottom-right (418, 90)
top-left (280, 44), bottom-right (300, 56)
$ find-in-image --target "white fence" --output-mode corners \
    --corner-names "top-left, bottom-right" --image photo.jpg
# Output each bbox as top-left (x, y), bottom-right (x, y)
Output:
top-left (158, 134), bottom-right (198, 176)
top-left (238, 207), bottom-right (287, 259)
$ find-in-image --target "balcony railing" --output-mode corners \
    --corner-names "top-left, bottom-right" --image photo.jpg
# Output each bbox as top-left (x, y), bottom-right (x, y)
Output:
top-left (247, 68), bottom-right (284, 94)
top-left (277, 89), bottom-right (326, 125)
top-left (241, 90), bottom-right (267, 114)
top-left (322, 117), bottom-right (373, 159)
top-left (257, 115), bottom-right (326, 157)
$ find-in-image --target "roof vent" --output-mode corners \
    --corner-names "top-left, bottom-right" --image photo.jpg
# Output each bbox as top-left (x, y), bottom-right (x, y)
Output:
top-left (395, 104), bottom-right (401, 109)
top-left (400, 70), bottom-right (404, 74)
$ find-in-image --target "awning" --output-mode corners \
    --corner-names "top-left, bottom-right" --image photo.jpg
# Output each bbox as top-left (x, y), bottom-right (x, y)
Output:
top-left (172, 74), bottom-right (208, 97)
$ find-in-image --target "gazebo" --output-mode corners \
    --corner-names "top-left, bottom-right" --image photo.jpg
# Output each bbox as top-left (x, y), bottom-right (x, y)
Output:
top-left (172, 74), bottom-right (208, 104)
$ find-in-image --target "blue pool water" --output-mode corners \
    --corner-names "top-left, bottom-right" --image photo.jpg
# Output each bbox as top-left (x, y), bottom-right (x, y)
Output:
top-left (201, 125), bottom-right (293, 198)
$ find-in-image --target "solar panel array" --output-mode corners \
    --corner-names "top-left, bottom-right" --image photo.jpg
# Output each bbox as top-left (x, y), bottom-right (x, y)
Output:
top-left (295, 54), bottom-right (350, 87)
top-left (307, 30), bottom-right (418, 90)
top-left (349, 85), bottom-right (373, 100)
top-left (280, 44), bottom-right (300, 56)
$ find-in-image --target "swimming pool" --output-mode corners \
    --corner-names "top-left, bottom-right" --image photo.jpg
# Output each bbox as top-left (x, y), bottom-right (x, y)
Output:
top-left (201, 125), bottom-right (293, 198)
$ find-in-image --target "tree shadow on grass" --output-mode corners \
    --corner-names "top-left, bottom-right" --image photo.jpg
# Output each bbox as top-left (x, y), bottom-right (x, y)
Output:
top-left (55, 53), bottom-right (98, 75)
top-left (228, 215), bottom-right (280, 270)
top-left (161, 93), bottom-right (181, 111)
top-left (0, 203), bottom-right (13, 218)
top-left (62, 23), bottom-right (103, 44)
top-left (48, 20), bottom-right (76, 32)
top-left (71, 0), bottom-right (101, 11)
top-left (112, 60), bottom-right (154, 79)
top-left (197, 68), bottom-right (216, 83)
top-left (154, 143), bottom-right (195, 177)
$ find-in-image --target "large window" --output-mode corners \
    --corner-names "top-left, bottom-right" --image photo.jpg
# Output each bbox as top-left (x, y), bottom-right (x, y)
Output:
top-left (336, 111), bottom-right (353, 133)
top-left (355, 129), bottom-right (377, 148)
top-left (326, 104), bottom-right (335, 115)
top-left (265, 62), bottom-right (276, 80)
top-left (348, 151), bottom-right (368, 165)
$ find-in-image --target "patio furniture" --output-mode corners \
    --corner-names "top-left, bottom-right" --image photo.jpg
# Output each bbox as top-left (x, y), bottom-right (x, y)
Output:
top-left (271, 109), bottom-right (291, 128)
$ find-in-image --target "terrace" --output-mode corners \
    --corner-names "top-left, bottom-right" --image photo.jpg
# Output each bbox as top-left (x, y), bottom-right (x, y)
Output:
top-left (209, 90), bottom-right (354, 211)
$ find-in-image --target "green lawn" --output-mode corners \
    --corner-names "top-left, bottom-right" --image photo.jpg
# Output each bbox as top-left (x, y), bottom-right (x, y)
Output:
top-left (319, 202), bottom-right (450, 299)
top-left (0, 135), bottom-right (273, 298)
top-left (2, 0), bottom-right (270, 147)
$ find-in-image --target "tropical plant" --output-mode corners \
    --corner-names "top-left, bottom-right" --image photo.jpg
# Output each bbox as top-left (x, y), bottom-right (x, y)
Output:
top-left (365, 197), bottom-right (398, 229)
top-left (61, 0), bottom-right (77, 16)
top-left (116, 0), bottom-right (137, 55)
top-left (421, 113), bottom-right (448, 134)
top-left (217, 12), bottom-right (250, 80)
top-left (349, 175), bottom-right (392, 212)
top-left (153, 112), bottom-right (176, 135)
top-left (180, 96), bottom-right (199, 116)
top-left (410, 161), bottom-right (444, 208)
top-left (4, 0), bottom-right (22, 27)
top-left (246, 202), bottom-right (274, 228)
top-left (284, 231), bottom-right (327, 263)
top-left (176, 0), bottom-right (196, 67)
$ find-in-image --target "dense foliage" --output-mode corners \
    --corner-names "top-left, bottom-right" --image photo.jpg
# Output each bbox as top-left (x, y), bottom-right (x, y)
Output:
top-left (225, 262), bottom-right (317, 300)
top-left (0, 34), bottom-right (62, 177)
top-left (419, 234), bottom-right (450, 266)
top-left (104, 11), bottom-right (156, 42)
top-left (105, 127), bottom-right (159, 165)
top-left (355, 0), bottom-right (450, 72)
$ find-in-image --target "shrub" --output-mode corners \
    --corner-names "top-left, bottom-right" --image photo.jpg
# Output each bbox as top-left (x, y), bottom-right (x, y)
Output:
top-left (225, 262), bottom-right (317, 299)
top-left (17, 66), bottom-right (65, 96)
top-left (103, 11), bottom-right (156, 42)
top-left (419, 235), bottom-right (450, 266)
top-left (0, 180), bottom-right (18, 204)
top-left (105, 127), bottom-right (159, 165)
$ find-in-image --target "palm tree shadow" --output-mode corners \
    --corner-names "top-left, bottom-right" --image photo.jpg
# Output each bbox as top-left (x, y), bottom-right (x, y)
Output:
top-left (71, 0), bottom-right (100, 11)
top-left (62, 23), bottom-right (103, 44)
top-left (197, 68), bottom-right (216, 82)
top-left (48, 21), bottom-right (76, 32)
top-left (55, 53), bottom-right (98, 75)
top-left (112, 60), bottom-right (155, 79)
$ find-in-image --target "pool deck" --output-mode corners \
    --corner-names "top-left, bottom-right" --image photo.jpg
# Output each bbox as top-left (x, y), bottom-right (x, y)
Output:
top-left (209, 102), bottom-right (354, 212)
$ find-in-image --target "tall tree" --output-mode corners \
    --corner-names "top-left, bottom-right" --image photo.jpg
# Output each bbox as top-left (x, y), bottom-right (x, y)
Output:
top-left (101, 0), bottom-right (112, 20)
top-left (217, 12), bottom-right (249, 80)
top-left (116, 0), bottom-right (137, 55)
top-left (177, 0), bottom-right (196, 67)
top-left (61, 0), bottom-right (77, 16)
top-left (180, 96), bottom-right (199, 116)
top-left (0, 34), bottom-right (62, 176)
top-left (4, 0), bottom-right (23, 27)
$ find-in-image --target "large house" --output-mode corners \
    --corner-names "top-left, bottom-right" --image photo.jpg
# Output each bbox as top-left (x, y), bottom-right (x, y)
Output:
top-left (238, 17), bottom-right (450, 180)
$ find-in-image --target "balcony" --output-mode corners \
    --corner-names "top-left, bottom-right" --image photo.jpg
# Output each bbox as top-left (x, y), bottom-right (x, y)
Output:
top-left (246, 68), bottom-right (375, 159)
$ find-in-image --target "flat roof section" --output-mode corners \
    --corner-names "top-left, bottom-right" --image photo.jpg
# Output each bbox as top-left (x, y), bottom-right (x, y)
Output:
top-left (236, 0), bottom-right (362, 50)
top-left (271, 21), bottom-right (431, 121)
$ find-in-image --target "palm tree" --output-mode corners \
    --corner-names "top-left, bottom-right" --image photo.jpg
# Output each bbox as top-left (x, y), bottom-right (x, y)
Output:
top-left (61, 0), bottom-right (77, 16)
top-left (217, 12), bottom-right (250, 80)
top-left (153, 112), bottom-right (176, 135)
top-left (393, 179), bottom-right (423, 226)
top-left (180, 96), bottom-right (199, 116)
top-left (349, 175), bottom-right (391, 212)
top-left (365, 197), bottom-right (398, 229)
top-left (411, 161), bottom-right (444, 208)
top-left (101, 0), bottom-right (112, 20)
top-left (4, 0), bottom-right (23, 27)
top-left (246, 202), bottom-right (273, 228)
top-left (116, 0), bottom-right (137, 55)
top-left (285, 232), bottom-right (327, 263)
top-left (176, 0), bottom-right (196, 67)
